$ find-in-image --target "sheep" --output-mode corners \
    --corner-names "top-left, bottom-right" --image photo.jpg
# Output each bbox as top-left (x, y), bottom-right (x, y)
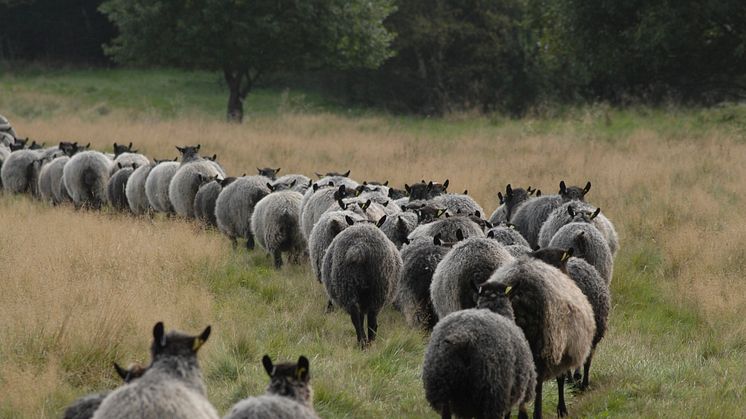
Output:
top-left (62, 150), bottom-right (113, 209)
top-left (92, 322), bottom-right (218, 419)
top-left (125, 163), bottom-right (155, 215)
top-left (529, 247), bottom-right (610, 390)
top-left (0, 114), bottom-right (15, 138)
top-left (194, 176), bottom-right (236, 227)
top-left (422, 282), bottom-right (536, 419)
top-left (215, 176), bottom-right (271, 249)
top-left (335, 197), bottom-right (389, 222)
top-left (106, 163), bottom-right (137, 211)
top-left (0, 132), bottom-right (14, 147)
top-left (509, 181), bottom-right (591, 249)
top-left (489, 184), bottom-right (539, 224)
top-left (431, 193), bottom-right (484, 216)
top-left (548, 222), bottom-right (614, 284)
top-left (111, 142), bottom-right (149, 175)
top-left (273, 174), bottom-right (311, 193)
top-left (321, 216), bottom-right (402, 348)
top-left (538, 201), bottom-right (619, 255)
top-left (145, 160), bottom-right (181, 214)
top-left (484, 256), bottom-right (595, 418)
top-left (405, 179), bottom-right (449, 201)
top-left (486, 223), bottom-right (531, 248)
top-left (1, 147), bottom-right (61, 195)
top-left (0, 144), bottom-right (9, 187)
top-left (430, 236), bottom-right (514, 320)
top-left (251, 189), bottom-right (306, 268)
top-left (301, 184), bottom-right (352, 240)
top-left (408, 215), bottom-right (485, 243)
top-left (379, 211), bottom-right (419, 249)
top-left (63, 363), bottom-right (147, 419)
top-left (387, 186), bottom-right (408, 200)
top-left (396, 235), bottom-right (453, 330)
top-left (169, 145), bottom-right (226, 218)
top-left (38, 156), bottom-right (69, 205)
top-left (223, 355), bottom-right (319, 419)
top-left (308, 210), bottom-right (366, 283)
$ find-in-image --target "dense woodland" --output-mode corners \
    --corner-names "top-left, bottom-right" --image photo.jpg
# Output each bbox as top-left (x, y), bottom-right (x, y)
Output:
top-left (1, 0), bottom-right (745, 117)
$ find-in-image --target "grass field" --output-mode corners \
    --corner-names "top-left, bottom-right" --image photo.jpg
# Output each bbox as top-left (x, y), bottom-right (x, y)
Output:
top-left (1, 68), bottom-right (746, 418)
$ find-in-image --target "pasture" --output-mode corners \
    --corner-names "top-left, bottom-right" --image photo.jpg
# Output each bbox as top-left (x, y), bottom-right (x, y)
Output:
top-left (1, 68), bottom-right (745, 418)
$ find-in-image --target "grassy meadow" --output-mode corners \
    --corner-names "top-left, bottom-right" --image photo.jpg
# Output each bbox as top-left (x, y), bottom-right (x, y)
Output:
top-left (1, 68), bottom-right (746, 418)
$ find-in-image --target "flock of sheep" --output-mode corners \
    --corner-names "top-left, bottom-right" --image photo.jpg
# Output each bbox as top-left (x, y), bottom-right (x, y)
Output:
top-left (0, 114), bottom-right (618, 419)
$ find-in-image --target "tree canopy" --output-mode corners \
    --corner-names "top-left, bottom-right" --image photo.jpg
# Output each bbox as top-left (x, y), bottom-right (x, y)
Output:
top-left (99, 0), bottom-right (395, 121)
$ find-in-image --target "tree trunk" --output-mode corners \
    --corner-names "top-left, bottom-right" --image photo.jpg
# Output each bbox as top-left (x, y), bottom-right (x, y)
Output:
top-left (224, 68), bottom-right (246, 123)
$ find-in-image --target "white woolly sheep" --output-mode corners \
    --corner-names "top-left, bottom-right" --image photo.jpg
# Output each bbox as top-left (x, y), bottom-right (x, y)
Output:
top-left (251, 189), bottom-right (306, 268)
top-left (215, 176), bottom-right (271, 249)
top-left (62, 150), bottom-right (113, 209)
top-left (145, 160), bottom-right (180, 213)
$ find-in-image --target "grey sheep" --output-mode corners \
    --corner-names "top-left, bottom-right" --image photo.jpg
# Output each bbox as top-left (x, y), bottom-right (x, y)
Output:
top-left (423, 282), bottom-right (536, 419)
top-left (486, 223), bottom-right (531, 248)
top-left (112, 151), bottom-right (150, 175)
top-left (169, 151), bottom-right (226, 218)
top-left (92, 322), bottom-right (218, 419)
top-left (529, 247), bottom-right (610, 389)
top-left (62, 150), bottom-right (113, 209)
top-left (0, 144), bottom-right (9, 187)
top-left (509, 180), bottom-right (591, 249)
top-left (430, 237), bottom-right (513, 320)
top-left (145, 161), bottom-right (180, 213)
top-left (321, 217), bottom-right (402, 348)
top-left (215, 176), bottom-right (271, 249)
top-left (1, 147), bottom-right (61, 195)
top-left (251, 189), bottom-right (306, 268)
top-left (38, 156), bottom-right (69, 205)
top-left (396, 234), bottom-right (453, 330)
top-left (107, 163), bottom-right (137, 211)
top-left (485, 256), bottom-right (595, 418)
top-left (405, 179), bottom-right (449, 201)
top-left (273, 174), bottom-right (311, 193)
top-left (335, 197), bottom-right (389, 222)
top-left (194, 176), bottom-right (236, 227)
top-left (488, 184), bottom-right (539, 224)
top-left (301, 185), bottom-right (352, 240)
top-left (223, 355), bottom-right (319, 419)
top-left (308, 210), bottom-right (366, 283)
top-left (431, 193), bottom-right (484, 216)
top-left (63, 363), bottom-right (147, 419)
top-left (408, 215), bottom-right (485, 243)
top-left (379, 211), bottom-right (419, 249)
top-left (125, 163), bottom-right (155, 215)
top-left (538, 201), bottom-right (619, 255)
top-left (549, 222), bottom-right (614, 284)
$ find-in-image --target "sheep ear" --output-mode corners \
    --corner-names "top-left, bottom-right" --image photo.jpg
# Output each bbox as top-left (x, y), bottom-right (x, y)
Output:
top-left (567, 205), bottom-right (575, 218)
top-left (153, 322), bottom-right (166, 347)
top-left (345, 215), bottom-right (355, 226)
top-left (487, 230), bottom-right (495, 239)
top-left (404, 184), bottom-right (411, 193)
top-left (85, 143), bottom-right (91, 149)
top-left (290, 179), bottom-right (297, 187)
top-left (343, 170), bottom-right (350, 177)
top-left (506, 184), bottom-right (513, 197)
top-left (275, 168), bottom-right (281, 173)
top-left (474, 210), bottom-right (481, 218)
top-left (463, 189), bottom-right (468, 195)
top-left (362, 200), bottom-right (371, 211)
top-left (497, 191), bottom-right (504, 204)
top-left (433, 234), bottom-right (442, 246)
top-left (456, 229), bottom-right (464, 241)
top-left (443, 179), bottom-right (449, 189)
top-left (267, 183), bottom-right (274, 192)
top-left (196, 144), bottom-right (201, 150)
top-left (376, 215), bottom-right (387, 228)
top-left (296, 356), bottom-right (309, 381)
top-left (591, 208), bottom-right (601, 219)
top-left (193, 325), bottom-right (211, 352)
top-left (176, 146), bottom-right (184, 153)
top-left (337, 199), bottom-right (346, 210)
top-left (402, 237), bottom-right (410, 245)
top-left (307, 179), bottom-right (313, 186)
top-left (583, 181), bottom-right (591, 194)
top-left (559, 180), bottom-right (566, 194)
top-left (383, 180), bottom-right (389, 186)
top-left (313, 184), bottom-right (320, 192)
top-left (257, 167), bottom-right (261, 174)
top-left (132, 163), bottom-right (138, 170)
top-left (262, 355), bottom-right (275, 377)
top-left (561, 248), bottom-right (574, 262)
top-left (128, 142), bottom-right (133, 149)
top-left (427, 181), bottom-right (433, 190)
top-left (117, 162), bottom-right (123, 169)
top-left (113, 362), bottom-right (128, 380)
top-left (536, 189), bottom-right (542, 197)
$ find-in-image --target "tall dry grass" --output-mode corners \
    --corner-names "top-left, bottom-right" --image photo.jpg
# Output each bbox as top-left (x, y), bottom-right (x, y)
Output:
top-left (1, 108), bottom-right (746, 416)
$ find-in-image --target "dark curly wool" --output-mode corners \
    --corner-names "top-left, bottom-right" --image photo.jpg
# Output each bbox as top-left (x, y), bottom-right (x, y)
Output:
top-left (396, 236), bottom-right (451, 330)
top-left (106, 166), bottom-right (134, 211)
top-left (486, 225), bottom-right (531, 247)
top-left (538, 201), bottom-right (618, 255)
top-left (408, 215), bottom-right (485, 243)
top-left (549, 222), bottom-right (614, 284)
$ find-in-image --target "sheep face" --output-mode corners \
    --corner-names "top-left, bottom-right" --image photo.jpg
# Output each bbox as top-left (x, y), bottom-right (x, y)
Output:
top-left (257, 167), bottom-right (280, 180)
top-left (175, 144), bottom-right (201, 161)
top-left (528, 247), bottom-right (572, 273)
top-left (387, 187), bottom-right (408, 200)
top-left (567, 204), bottom-right (601, 223)
top-left (150, 322), bottom-right (211, 361)
top-left (113, 142), bottom-right (136, 156)
top-left (476, 281), bottom-right (515, 319)
top-left (262, 355), bottom-right (313, 404)
top-left (559, 180), bottom-right (591, 201)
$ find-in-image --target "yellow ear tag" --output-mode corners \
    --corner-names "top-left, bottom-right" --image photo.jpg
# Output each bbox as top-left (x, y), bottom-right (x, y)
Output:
top-left (193, 338), bottom-right (205, 351)
top-left (561, 252), bottom-right (570, 262)
top-left (296, 367), bottom-right (307, 380)
top-left (504, 286), bottom-right (512, 296)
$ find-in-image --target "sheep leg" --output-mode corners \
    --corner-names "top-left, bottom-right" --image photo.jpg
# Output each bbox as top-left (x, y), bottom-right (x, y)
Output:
top-left (350, 306), bottom-right (367, 348)
top-left (246, 234), bottom-right (255, 250)
top-left (581, 352), bottom-right (594, 390)
top-left (273, 251), bottom-right (283, 269)
top-left (533, 380), bottom-right (542, 419)
top-left (230, 237), bottom-right (238, 249)
top-left (325, 300), bottom-right (336, 313)
top-left (367, 309), bottom-right (378, 342)
top-left (440, 404), bottom-right (451, 419)
top-left (556, 376), bottom-right (568, 417)
top-left (517, 403), bottom-right (529, 419)
top-left (573, 368), bottom-right (582, 385)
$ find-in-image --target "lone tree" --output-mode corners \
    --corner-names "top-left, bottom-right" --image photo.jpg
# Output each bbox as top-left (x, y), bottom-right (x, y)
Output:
top-left (100, 0), bottom-right (395, 122)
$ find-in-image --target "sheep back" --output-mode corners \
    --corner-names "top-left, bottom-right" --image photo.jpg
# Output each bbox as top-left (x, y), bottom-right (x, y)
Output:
top-left (193, 180), bottom-right (222, 226)
top-left (145, 161), bottom-right (180, 213)
top-left (408, 216), bottom-right (485, 243)
top-left (62, 151), bottom-right (112, 209)
top-left (509, 195), bottom-right (562, 249)
top-left (549, 222), bottom-right (613, 284)
top-left (397, 236), bottom-right (450, 329)
top-left (308, 210), bottom-right (366, 282)
top-left (126, 164), bottom-right (154, 214)
top-left (107, 166), bottom-right (135, 211)
top-left (251, 190), bottom-right (306, 262)
top-left (223, 395), bottom-right (319, 419)
top-left (215, 176), bottom-right (271, 240)
top-left (169, 161), bottom-right (225, 218)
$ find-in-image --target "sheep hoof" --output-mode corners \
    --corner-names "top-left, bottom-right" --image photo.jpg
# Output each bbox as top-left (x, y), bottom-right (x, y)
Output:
top-left (324, 300), bottom-right (335, 314)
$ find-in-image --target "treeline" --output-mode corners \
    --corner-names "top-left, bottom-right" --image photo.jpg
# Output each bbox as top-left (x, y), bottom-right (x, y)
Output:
top-left (2, 0), bottom-right (745, 115)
